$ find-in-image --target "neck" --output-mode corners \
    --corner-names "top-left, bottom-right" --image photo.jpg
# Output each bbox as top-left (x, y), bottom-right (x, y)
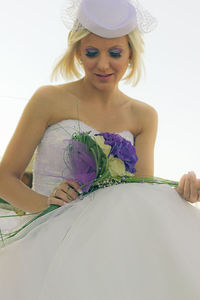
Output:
top-left (78, 77), bottom-right (121, 108)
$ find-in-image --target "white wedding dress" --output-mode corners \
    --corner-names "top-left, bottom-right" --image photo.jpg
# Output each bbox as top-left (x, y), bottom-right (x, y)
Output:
top-left (0, 119), bottom-right (200, 300)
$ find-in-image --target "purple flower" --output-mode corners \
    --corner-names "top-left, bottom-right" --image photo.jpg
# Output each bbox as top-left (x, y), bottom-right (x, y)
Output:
top-left (63, 140), bottom-right (97, 193)
top-left (95, 132), bottom-right (138, 173)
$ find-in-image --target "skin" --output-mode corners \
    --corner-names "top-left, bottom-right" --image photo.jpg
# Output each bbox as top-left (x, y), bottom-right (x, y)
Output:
top-left (176, 172), bottom-right (200, 203)
top-left (75, 33), bottom-right (132, 106)
top-left (0, 33), bottom-right (199, 213)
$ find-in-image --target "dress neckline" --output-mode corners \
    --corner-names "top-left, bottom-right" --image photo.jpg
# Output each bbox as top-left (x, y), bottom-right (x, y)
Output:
top-left (50, 118), bottom-right (134, 136)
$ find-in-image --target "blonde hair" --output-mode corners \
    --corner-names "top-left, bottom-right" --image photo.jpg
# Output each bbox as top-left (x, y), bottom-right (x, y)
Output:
top-left (50, 26), bottom-right (145, 87)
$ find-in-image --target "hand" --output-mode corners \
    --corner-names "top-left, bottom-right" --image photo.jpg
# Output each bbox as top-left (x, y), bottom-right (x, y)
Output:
top-left (176, 171), bottom-right (200, 203)
top-left (48, 180), bottom-right (82, 207)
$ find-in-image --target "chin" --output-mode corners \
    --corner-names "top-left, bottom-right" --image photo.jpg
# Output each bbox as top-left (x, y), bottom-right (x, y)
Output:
top-left (94, 81), bottom-right (117, 90)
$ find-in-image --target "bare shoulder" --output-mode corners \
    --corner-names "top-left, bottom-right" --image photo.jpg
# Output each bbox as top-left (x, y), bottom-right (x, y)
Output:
top-left (30, 84), bottom-right (59, 106)
top-left (127, 96), bottom-right (158, 133)
top-left (128, 96), bottom-right (158, 117)
top-left (28, 85), bottom-right (57, 109)
top-left (28, 84), bottom-right (70, 125)
top-left (18, 84), bottom-right (61, 141)
top-left (41, 82), bottom-right (84, 126)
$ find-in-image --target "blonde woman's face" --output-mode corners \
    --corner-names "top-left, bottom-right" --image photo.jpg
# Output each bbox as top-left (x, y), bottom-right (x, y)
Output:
top-left (78, 33), bottom-right (131, 88)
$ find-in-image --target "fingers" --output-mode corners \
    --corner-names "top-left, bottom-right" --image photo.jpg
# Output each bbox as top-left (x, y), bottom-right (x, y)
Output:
top-left (184, 173), bottom-right (191, 201)
top-left (48, 180), bottom-right (83, 207)
top-left (190, 172), bottom-right (198, 202)
top-left (176, 171), bottom-right (199, 203)
top-left (63, 180), bottom-right (82, 194)
top-left (197, 178), bottom-right (200, 190)
top-left (48, 194), bottom-right (67, 207)
top-left (176, 174), bottom-right (186, 196)
top-left (54, 189), bottom-right (74, 202)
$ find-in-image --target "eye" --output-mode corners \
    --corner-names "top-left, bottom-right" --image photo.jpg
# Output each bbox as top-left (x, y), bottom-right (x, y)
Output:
top-left (86, 51), bottom-right (98, 57)
top-left (85, 50), bottom-right (122, 58)
top-left (110, 51), bottom-right (121, 58)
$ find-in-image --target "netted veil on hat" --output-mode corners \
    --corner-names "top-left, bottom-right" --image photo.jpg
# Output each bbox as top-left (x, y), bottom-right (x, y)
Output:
top-left (60, 0), bottom-right (158, 38)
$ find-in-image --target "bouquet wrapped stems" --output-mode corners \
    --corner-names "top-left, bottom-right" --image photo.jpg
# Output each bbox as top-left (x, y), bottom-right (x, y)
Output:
top-left (78, 175), bottom-right (179, 197)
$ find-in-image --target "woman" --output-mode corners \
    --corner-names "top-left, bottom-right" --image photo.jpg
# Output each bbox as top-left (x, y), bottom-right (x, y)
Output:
top-left (0, 0), bottom-right (200, 299)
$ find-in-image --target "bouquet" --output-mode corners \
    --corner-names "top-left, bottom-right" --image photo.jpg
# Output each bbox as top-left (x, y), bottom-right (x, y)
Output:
top-left (62, 130), bottom-right (178, 195)
top-left (0, 129), bottom-right (179, 246)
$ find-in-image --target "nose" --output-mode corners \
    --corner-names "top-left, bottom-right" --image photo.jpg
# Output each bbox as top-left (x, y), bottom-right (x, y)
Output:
top-left (96, 53), bottom-right (111, 72)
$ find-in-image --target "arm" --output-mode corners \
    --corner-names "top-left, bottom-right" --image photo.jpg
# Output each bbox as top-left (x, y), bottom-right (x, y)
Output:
top-left (0, 86), bottom-right (56, 213)
top-left (133, 104), bottom-right (158, 177)
top-left (133, 104), bottom-right (200, 203)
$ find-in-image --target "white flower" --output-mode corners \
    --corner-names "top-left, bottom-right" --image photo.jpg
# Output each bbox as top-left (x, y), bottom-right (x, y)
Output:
top-left (93, 136), bottom-right (111, 157)
top-left (108, 155), bottom-right (134, 177)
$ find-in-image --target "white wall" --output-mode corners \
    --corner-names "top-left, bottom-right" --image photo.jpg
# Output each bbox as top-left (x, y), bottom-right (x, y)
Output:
top-left (0, 0), bottom-right (199, 181)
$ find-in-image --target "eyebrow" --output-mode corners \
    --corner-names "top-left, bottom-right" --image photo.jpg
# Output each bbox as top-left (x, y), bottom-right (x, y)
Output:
top-left (86, 45), bottom-right (124, 50)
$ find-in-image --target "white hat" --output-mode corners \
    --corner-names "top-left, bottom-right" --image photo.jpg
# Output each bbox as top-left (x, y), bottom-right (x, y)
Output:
top-left (61, 0), bottom-right (157, 38)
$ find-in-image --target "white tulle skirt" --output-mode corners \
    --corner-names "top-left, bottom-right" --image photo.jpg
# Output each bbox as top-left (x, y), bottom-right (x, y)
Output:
top-left (0, 182), bottom-right (200, 300)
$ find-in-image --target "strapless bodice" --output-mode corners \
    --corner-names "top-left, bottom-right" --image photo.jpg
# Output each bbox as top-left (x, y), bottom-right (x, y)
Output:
top-left (32, 119), bottom-right (135, 196)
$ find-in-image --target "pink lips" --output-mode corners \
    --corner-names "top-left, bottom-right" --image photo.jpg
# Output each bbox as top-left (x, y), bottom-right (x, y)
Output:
top-left (95, 74), bottom-right (113, 81)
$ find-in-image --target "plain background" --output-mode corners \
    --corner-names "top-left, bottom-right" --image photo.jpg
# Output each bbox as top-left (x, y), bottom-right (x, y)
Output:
top-left (0, 0), bottom-right (199, 181)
